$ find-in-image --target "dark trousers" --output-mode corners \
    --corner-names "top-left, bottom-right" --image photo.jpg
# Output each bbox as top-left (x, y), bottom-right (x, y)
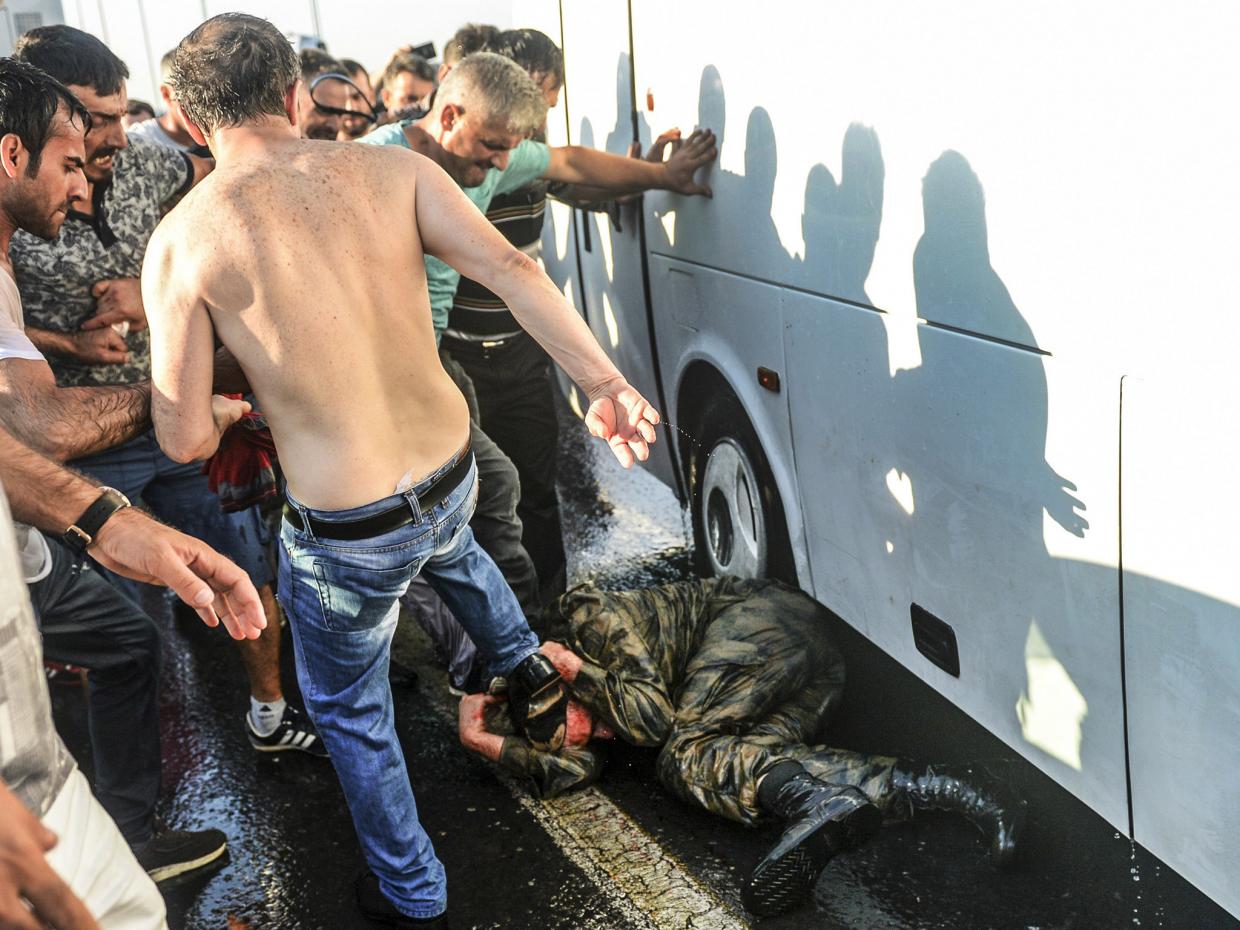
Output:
top-left (69, 431), bottom-right (275, 602)
top-left (442, 332), bottom-right (566, 594)
top-left (439, 349), bottom-right (542, 623)
top-left (29, 538), bottom-right (161, 845)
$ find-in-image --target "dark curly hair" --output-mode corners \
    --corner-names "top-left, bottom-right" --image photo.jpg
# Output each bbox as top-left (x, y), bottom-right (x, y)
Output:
top-left (0, 56), bottom-right (90, 176)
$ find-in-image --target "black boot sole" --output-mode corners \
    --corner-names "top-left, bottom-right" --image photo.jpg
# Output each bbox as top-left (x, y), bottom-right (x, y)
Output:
top-left (743, 801), bottom-right (881, 917)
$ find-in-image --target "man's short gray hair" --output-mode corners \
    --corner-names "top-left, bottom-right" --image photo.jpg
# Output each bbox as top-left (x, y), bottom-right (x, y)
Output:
top-left (433, 52), bottom-right (547, 137)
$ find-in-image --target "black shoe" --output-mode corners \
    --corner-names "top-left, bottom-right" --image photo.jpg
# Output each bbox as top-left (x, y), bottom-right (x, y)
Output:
top-left (131, 823), bottom-right (227, 883)
top-left (890, 761), bottom-right (1026, 868)
top-left (742, 780), bottom-right (880, 917)
top-left (507, 652), bottom-right (568, 752)
top-left (245, 704), bottom-right (329, 758)
top-left (355, 871), bottom-right (450, 928)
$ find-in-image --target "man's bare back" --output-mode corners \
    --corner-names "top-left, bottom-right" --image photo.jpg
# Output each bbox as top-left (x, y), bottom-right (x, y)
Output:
top-left (148, 118), bottom-right (659, 515)
top-left (147, 137), bottom-right (469, 510)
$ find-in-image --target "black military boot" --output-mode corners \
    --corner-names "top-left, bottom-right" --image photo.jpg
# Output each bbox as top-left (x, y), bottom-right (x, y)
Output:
top-left (890, 761), bottom-right (1026, 868)
top-left (354, 872), bottom-right (451, 928)
top-left (507, 652), bottom-right (568, 752)
top-left (741, 764), bottom-right (882, 917)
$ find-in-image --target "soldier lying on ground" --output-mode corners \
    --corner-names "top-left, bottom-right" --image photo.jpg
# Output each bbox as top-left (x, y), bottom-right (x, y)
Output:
top-left (458, 577), bottom-right (1026, 917)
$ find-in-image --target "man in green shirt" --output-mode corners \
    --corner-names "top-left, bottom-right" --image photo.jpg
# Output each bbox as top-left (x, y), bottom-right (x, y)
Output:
top-left (360, 52), bottom-right (713, 341)
top-left (359, 51), bottom-right (715, 642)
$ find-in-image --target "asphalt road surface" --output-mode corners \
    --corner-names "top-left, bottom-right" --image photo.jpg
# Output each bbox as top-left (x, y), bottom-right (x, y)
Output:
top-left (50, 400), bottom-right (1239, 930)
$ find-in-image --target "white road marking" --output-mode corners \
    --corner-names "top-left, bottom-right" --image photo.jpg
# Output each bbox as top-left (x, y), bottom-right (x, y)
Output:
top-left (420, 685), bottom-right (747, 930)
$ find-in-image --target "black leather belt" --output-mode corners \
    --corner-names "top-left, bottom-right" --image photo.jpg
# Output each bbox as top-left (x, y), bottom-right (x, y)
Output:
top-left (283, 446), bottom-right (474, 541)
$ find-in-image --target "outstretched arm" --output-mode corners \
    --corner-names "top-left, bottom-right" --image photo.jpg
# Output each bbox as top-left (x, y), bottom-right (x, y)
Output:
top-left (544, 128), bottom-right (716, 199)
top-left (143, 229), bottom-right (249, 463)
top-left (414, 152), bottom-right (660, 467)
top-left (551, 129), bottom-right (703, 205)
top-left (0, 425), bottom-right (264, 638)
top-left (0, 357), bottom-right (150, 461)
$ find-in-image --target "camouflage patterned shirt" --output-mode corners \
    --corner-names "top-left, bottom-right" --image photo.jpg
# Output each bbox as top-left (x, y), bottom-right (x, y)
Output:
top-left (497, 577), bottom-right (787, 795)
top-left (10, 137), bottom-right (192, 387)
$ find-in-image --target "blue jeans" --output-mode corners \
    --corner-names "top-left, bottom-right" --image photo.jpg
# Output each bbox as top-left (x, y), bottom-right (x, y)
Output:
top-left (70, 431), bottom-right (274, 599)
top-left (278, 452), bottom-right (540, 918)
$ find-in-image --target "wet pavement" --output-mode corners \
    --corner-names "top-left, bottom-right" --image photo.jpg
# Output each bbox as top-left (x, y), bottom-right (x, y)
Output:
top-left (50, 399), bottom-right (1240, 930)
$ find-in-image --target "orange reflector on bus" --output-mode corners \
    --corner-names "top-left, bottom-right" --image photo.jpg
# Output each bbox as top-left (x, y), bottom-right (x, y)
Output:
top-left (757, 367), bottom-right (780, 393)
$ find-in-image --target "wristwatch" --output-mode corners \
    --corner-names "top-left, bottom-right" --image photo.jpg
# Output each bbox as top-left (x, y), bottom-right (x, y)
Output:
top-left (63, 487), bottom-right (131, 554)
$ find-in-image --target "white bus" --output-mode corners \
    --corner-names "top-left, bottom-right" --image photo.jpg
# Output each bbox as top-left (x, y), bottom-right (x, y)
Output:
top-left (516, 0), bottom-right (1240, 919)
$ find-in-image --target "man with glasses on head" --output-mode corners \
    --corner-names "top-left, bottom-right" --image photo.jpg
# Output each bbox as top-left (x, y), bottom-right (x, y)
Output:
top-left (338, 59), bottom-right (378, 140)
top-left (377, 50), bottom-right (437, 117)
top-left (298, 48), bottom-right (354, 141)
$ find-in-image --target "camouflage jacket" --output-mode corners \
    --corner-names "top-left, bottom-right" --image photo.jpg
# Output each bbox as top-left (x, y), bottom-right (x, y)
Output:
top-left (497, 577), bottom-right (799, 797)
top-left (10, 138), bottom-right (192, 387)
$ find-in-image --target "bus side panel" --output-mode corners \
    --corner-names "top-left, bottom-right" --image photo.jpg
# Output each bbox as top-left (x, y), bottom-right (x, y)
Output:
top-left (648, 256), bottom-right (810, 587)
top-left (780, 298), bottom-right (893, 639)
top-left (783, 292), bottom-right (1128, 829)
top-left (631, 1), bottom-right (1240, 377)
top-left (1122, 375), bottom-right (1240, 918)
top-left (555, 2), bottom-right (676, 487)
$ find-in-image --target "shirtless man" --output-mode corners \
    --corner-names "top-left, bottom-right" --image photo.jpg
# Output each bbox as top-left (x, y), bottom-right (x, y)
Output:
top-left (147, 14), bottom-right (660, 928)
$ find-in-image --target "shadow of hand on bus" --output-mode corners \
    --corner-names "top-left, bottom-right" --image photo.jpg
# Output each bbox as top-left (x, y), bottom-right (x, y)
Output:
top-left (894, 150), bottom-right (1099, 780)
top-left (906, 150), bottom-right (1087, 537)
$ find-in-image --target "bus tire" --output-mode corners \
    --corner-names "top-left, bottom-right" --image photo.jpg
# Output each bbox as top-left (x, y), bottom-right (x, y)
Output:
top-left (687, 392), bottom-right (795, 583)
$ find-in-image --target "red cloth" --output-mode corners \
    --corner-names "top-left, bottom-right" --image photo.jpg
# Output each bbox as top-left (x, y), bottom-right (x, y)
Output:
top-left (203, 400), bottom-right (278, 513)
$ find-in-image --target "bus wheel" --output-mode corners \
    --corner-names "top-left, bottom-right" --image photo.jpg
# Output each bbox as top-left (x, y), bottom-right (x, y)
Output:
top-left (689, 394), bottom-right (794, 582)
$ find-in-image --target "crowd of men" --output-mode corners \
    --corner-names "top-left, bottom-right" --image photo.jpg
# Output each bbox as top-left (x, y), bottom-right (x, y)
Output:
top-left (0, 14), bottom-right (1024, 930)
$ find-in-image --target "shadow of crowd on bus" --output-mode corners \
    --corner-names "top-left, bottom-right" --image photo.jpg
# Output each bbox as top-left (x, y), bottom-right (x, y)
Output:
top-left (546, 55), bottom-right (1125, 791)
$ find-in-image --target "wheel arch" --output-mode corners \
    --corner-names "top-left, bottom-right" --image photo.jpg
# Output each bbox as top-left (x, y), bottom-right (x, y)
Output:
top-left (674, 357), bottom-right (809, 588)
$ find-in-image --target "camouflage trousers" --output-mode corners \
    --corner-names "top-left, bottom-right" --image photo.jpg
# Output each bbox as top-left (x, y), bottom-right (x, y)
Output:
top-left (652, 587), bottom-right (898, 826)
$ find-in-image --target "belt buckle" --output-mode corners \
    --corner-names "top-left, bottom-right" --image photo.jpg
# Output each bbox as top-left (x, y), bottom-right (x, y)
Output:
top-left (481, 338), bottom-right (506, 350)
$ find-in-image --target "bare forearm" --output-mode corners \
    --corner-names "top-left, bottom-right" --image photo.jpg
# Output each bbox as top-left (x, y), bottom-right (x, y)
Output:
top-left (552, 146), bottom-right (667, 196)
top-left (0, 381), bottom-right (150, 461)
top-left (152, 391), bottom-right (247, 464)
top-left (0, 426), bottom-right (98, 530)
top-left (25, 325), bottom-right (77, 359)
top-left (497, 253), bottom-right (625, 397)
top-left (152, 412), bottom-right (221, 463)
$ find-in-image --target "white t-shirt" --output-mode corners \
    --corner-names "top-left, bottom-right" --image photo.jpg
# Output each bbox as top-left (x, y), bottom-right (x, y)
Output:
top-left (126, 117), bottom-right (192, 153)
top-left (0, 269), bottom-right (43, 363)
top-left (0, 268), bottom-right (53, 582)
